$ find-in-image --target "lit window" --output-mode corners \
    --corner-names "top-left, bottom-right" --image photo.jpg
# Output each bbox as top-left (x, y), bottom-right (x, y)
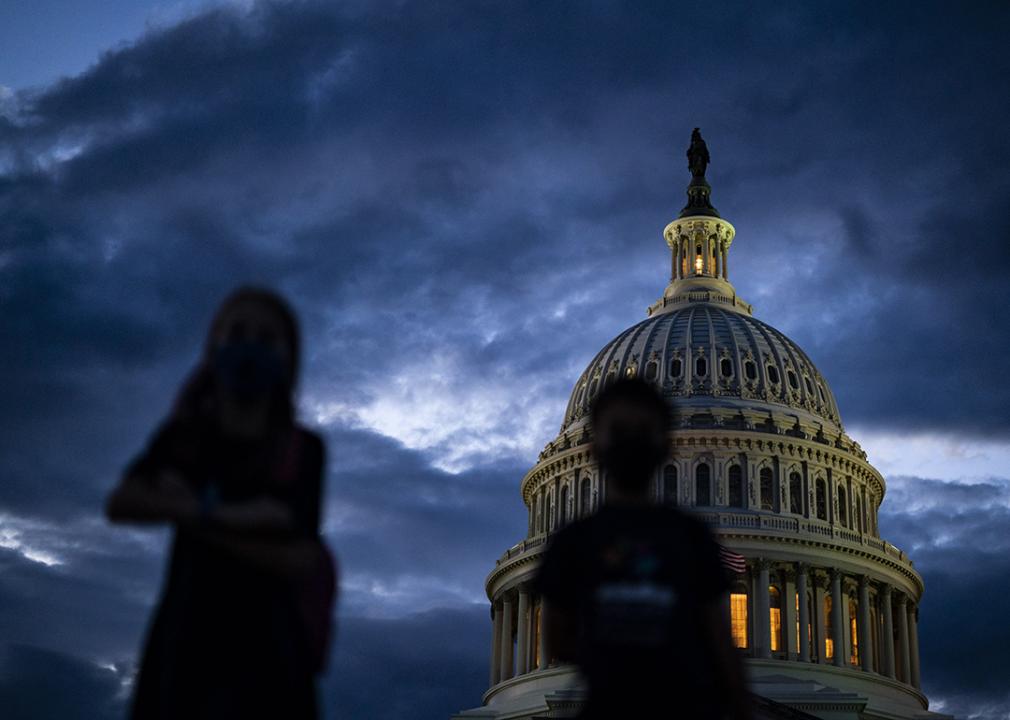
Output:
top-left (625, 365), bottom-right (636, 378)
top-left (849, 598), bottom-right (859, 665)
top-left (695, 245), bottom-right (704, 274)
top-left (769, 587), bottom-right (782, 652)
top-left (730, 592), bottom-right (748, 648)
top-left (825, 595), bottom-right (834, 659)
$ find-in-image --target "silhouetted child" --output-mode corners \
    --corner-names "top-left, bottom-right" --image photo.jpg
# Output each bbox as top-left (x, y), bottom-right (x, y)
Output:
top-left (533, 378), bottom-right (751, 720)
top-left (106, 286), bottom-right (335, 720)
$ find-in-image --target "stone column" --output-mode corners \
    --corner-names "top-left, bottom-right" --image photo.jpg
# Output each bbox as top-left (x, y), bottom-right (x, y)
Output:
top-left (784, 569), bottom-right (797, 660)
top-left (897, 594), bottom-right (911, 684)
top-left (813, 574), bottom-right (827, 664)
top-left (490, 600), bottom-right (502, 686)
top-left (881, 585), bottom-right (896, 679)
top-left (537, 597), bottom-right (548, 669)
top-left (756, 560), bottom-right (771, 659)
top-left (909, 604), bottom-right (921, 689)
top-left (499, 594), bottom-right (513, 683)
top-left (516, 589), bottom-right (530, 675)
top-left (859, 576), bottom-right (873, 672)
top-left (797, 563), bottom-right (810, 662)
top-left (830, 570), bottom-right (845, 666)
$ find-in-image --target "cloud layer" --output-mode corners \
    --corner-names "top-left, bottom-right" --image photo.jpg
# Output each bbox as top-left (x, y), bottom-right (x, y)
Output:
top-left (1, 1), bottom-right (1009, 718)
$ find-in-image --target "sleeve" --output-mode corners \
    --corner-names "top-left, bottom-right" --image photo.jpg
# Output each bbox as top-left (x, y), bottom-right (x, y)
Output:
top-left (290, 430), bottom-right (325, 538)
top-left (690, 518), bottom-right (733, 604)
top-left (122, 417), bottom-right (204, 487)
top-left (531, 526), bottom-right (579, 610)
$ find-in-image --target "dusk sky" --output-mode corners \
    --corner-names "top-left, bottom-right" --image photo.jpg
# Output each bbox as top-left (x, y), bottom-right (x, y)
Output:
top-left (2, 2), bottom-right (1009, 719)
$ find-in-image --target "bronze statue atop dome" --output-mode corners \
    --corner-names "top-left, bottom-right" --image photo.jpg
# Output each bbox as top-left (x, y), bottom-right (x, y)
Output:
top-left (687, 127), bottom-right (710, 179)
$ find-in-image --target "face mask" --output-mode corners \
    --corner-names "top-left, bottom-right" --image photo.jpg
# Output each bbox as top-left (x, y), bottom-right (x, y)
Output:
top-left (212, 340), bottom-right (286, 403)
top-left (596, 429), bottom-right (665, 480)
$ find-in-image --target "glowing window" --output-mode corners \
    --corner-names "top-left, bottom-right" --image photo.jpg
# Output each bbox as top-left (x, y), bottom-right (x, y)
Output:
top-left (625, 365), bottom-right (636, 378)
top-left (769, 587), bottom-right (782, 652)
top-left (825, 595), bottom-right (834, 659)
top-left (730, 592), bottom-right (748, 648)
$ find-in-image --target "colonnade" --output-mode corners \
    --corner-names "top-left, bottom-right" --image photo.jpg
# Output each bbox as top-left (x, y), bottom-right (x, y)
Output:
top-left (488, 561), bottom-right (922, 691)
top-left (736, 560), bottom-right (921, 689)
top-left (489, 586), bottom-right (549, 685)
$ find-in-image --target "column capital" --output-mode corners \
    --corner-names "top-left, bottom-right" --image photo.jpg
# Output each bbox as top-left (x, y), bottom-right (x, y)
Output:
top-left (859, 574), bottom-right (872, 588)
top-left (756, 558), bottom-right (774, 571)
top-left (813, 573), bottom-right (830, 591)
top-left (796, 561), bottom-right (810, 575)
top-left (897, 592), bottom-right (909, 608)
top-left (881, 583), bottom-right (893, 599)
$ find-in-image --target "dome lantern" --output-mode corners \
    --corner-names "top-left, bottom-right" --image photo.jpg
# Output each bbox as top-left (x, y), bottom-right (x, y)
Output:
top-left (650, 129), bottom-right (750, 317)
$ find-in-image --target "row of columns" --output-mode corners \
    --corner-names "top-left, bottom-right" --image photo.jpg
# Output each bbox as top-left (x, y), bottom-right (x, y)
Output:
top-left (671, 236), bottom-right (728, 281)
top-left (745, 561), bottom-right (921, 689)
top-left (489, 564), bottom-right (922, 692)
top-left (490, 587), bottom-right (549, 686)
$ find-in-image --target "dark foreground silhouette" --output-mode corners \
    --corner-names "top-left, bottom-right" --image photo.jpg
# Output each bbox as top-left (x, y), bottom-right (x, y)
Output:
top-left (533, 378), bottom-right (752, 720)
top-left (106, 287), bottom-right (335, 720)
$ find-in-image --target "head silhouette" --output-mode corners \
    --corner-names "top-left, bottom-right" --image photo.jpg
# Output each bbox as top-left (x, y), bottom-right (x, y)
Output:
top-left (173, 286), bottom-right (301, 428)
top-left (590, 378), bottom-right (670, 495)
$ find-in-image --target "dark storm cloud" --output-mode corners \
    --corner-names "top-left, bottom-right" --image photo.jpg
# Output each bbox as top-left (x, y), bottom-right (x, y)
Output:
top-left (1, 1), bottom-right (1009, 719)
top-left (879, 477), bottom-right (1010, 717)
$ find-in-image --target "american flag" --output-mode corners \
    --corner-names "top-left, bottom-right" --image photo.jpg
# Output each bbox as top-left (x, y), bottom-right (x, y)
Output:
top-left (718, 544), bottom-right (747, 574)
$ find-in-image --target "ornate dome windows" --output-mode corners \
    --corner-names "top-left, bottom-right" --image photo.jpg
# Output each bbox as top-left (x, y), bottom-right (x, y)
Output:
top-left (789, 472), bottom-right (803, 514)
top-left (728, 465), bottom-right (745, 508)
top-left (788, 369), bottom-right (799, 390)
top-left (721, 357), bottom-right (733, 378)
top-left (760, 467), bottom-right (775, 510)
top-left (670, 356), bottom-right (683, 378)
top-left (695, 356), bottom-right (708, 377)
top-left (695, 463), bottom-right (712, 505)
top-left (767, 364), bottom-right (781, 385)
top-left (644, 358), bottom-right (659, 381)
top-left (815, 478), bottom-right (828, 520)
top-left (744, 359), bottom-right (758, 381)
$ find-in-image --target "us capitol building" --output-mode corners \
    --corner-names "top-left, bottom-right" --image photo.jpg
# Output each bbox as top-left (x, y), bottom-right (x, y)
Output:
top-left (454, 131), bottom-right (950, 720)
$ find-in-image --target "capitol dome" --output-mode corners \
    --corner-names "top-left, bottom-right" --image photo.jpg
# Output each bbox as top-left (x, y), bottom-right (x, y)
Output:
top-left (454, 131), bottom-right (948, 720)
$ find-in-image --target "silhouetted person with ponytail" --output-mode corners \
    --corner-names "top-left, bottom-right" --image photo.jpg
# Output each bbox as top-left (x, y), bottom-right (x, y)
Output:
top-left (106, 286), bottom-right (335, 720)
top-left (533, 378), bottom-right (751, 720)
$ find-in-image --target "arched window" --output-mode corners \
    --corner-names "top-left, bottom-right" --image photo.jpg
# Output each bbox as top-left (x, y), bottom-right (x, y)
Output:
top-left (695, 463), bottom-right (711, 506)
top-left (720, 358), bottom-right (733, 377)
top-left (730, 587), bottom-right (748, 648)
top-left (849, 597), bottom-right (859, 666)
top-left (838, 486), bottom-right (848, 527)
top-left (663, 465), bottom-right (678, 506)
top-left (769, 586), bottom-right (783, 652)
top-left (789, 472), bottom-right (803, 514)
top-left (695, 357), bottom-right (707, 377)
top-left (728, 465), bottom-right (744, 508)
top-left (670, 357), bottom-right (682, 377)
top-left (644, 360), bottom-right (658, 381)
top-left (580, 477), bottom-right (591, 517)
top-left (744, 360), bottom-right (757, 381)
top-left (856, 495), bottom-right (863, 533)
top-left (816, 479), bottom-right (827, 520)
top-left (767, 365), bottom-right (780, 385)
top-left (559, 486), bottom-right (569, 527)
top-left (760, 468), bottom-right (774, 511)
top-left (545, 493), bottom-right (553, 533)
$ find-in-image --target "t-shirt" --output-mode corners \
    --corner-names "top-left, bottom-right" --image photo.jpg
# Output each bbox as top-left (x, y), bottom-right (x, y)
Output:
top-left (533, 503), bottom-right (731, 718)
top-left (124, 417), bottom-right (324, 719)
